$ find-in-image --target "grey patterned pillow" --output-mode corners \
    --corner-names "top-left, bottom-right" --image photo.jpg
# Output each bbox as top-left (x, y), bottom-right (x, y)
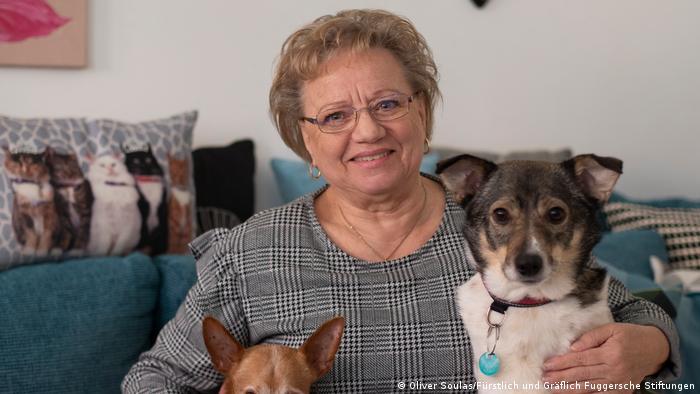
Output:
top-left (86, 111), bottom-right (198, 256)
top-left (0, 112), bottom-right (199, 271)
top-left (0, 115), bottom-right (93, 270)
top-left (604, 202), bottom-right (700, 270)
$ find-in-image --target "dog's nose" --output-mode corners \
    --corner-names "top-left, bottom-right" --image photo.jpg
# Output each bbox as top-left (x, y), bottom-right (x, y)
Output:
top-left (515, 253), bottom-right (543, 278)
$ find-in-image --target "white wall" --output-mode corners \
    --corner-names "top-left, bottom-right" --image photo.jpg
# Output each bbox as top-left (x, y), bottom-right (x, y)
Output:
top-left (2, 0), bottom-right (699, 210)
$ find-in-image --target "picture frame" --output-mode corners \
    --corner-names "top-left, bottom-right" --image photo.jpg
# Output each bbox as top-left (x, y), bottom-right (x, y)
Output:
top-left (0, 0), bottom-right (88, 68)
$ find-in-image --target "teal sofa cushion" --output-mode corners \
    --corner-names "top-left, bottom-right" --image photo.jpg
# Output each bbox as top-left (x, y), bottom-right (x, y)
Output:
top-left (593, 229), bottom-right (669, 281)
top-left (597, 260), bottom-right (660, 293)
top-left (0, 253), bottom-right (158, 394)
top-left (152, 254), bottom-right (197, 333)
top-left (271, 152), bottom-right (441, 203)
top-left (593, 230), bottom-right (675, 313)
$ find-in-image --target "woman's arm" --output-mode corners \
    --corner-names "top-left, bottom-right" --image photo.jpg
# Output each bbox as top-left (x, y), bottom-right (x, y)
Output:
top-left (122, 228), bottom-right (245, 393)
top-left (542, 265), bottom-right (681, 394)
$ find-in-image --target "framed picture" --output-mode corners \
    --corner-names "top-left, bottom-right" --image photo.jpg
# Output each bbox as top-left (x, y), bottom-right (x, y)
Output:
top-left (0, 0), bottom-right (87, 68)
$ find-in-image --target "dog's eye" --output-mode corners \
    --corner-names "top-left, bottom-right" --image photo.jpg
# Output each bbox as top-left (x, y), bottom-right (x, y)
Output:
top-left (548, 207), bottom-right (566, 224)
top-left (492, 208), bottom-right (511, 225)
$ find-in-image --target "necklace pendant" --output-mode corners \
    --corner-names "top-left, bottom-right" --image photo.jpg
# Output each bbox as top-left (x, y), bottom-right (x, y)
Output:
top-left (478, 352), bottom-right (500, 376)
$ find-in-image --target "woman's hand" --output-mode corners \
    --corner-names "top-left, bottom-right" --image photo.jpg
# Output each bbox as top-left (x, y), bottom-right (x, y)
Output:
top-left (542, 323), bottom-right (670, 394)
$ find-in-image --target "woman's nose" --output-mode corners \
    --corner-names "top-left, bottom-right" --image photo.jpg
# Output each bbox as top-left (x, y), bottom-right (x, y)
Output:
top-left (351, 109), bottom-right (385, 143)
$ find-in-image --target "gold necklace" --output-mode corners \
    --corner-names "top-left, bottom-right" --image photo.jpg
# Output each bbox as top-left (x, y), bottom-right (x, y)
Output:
top-left (338, 182), bottom-right (428, 261)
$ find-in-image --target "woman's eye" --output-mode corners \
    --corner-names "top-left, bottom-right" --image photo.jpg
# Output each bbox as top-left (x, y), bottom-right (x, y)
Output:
top-left (492, 208), bottom-right (511, 225)
top-left (375, 99), bottom-right (400, 112)
top-left (321, 110), bottom-right (350, 125)
top-left (548, 207), bottom-right (566, 224)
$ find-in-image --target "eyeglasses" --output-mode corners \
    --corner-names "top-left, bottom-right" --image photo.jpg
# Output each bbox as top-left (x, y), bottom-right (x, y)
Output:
top-left (301, 91), bottom-right (419, 134)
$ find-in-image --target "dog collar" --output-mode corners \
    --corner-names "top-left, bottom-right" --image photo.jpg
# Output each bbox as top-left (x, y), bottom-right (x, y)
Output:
top-left (478, 285), bottom-right (553, 377)
top-left (488, 293), bottom-right (552, 314)
top-left (482, 281), bottom-right (552, 314)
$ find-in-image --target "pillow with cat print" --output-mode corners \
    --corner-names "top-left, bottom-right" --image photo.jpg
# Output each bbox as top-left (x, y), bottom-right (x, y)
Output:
top-left (86, 111), bottom-right (198, 256)
top-left (0, 115), bottom-right (93, 270)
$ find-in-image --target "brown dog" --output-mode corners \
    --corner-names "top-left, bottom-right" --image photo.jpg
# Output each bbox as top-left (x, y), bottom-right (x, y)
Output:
top-left (202, 316), bottom-right (345, 394)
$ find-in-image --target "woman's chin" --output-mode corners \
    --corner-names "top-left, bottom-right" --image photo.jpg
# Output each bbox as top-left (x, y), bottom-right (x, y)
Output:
top-left (344, 171), bottom-right (420, 197)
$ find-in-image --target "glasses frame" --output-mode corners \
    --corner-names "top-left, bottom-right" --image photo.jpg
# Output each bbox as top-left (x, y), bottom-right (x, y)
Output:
top-left (301, 91), bottom-right (421, 134)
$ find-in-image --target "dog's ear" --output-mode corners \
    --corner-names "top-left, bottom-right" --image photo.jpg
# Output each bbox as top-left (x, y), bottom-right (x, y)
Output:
top-left (202, 316), bottom-right (245, 374)
top-left (300, 316), bottom-right (345, 380)
top-left (435, 154), bottom-right (497, 205)
top-left (564, 154), bottom-right (623, 204)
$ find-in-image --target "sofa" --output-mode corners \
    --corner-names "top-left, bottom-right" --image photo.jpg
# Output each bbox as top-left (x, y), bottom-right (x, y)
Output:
top-left (0, 253), bottom-right (197, 393)
top-left (1, 145), bottom-right (698, 393)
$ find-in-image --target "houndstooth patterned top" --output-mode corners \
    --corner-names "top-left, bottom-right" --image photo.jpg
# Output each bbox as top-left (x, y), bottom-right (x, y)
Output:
top-left (122, 180), bottom-right (681, 393)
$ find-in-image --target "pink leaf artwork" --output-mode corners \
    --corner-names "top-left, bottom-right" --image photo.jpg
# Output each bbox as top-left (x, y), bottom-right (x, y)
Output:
top-left (0, 0), bottom-right (70, 43)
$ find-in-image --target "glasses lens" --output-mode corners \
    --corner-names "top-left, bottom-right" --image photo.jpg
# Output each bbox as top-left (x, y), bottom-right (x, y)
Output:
top-left (314, 93), bottom-right (412, 133)
top-left (370, 94), bottom-right (410, 121)
top-left (317, 107), bottom-right (354, 133)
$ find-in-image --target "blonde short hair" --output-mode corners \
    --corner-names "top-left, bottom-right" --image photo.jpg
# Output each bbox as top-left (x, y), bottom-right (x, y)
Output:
top-left (269, 9), bottom-right (441, 162)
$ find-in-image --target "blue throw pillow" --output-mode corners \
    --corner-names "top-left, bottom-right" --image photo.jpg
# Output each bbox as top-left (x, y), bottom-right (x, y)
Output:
top-left (270, 158), bottom-right (326, 204)
top-left (597, 259), bottom-right (660, 293)
top-left (0, 253), bottom-right (158, 394)
top-left (152, 254), bottom-right (197, 333)
top-left (593, 229), bottom-right (669, 280)
top-left (271, 152), bottom-right (441, 203)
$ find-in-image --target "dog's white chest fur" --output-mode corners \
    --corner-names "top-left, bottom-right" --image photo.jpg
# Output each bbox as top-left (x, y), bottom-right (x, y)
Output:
top-left (457, 273), bottom-right (613, 393)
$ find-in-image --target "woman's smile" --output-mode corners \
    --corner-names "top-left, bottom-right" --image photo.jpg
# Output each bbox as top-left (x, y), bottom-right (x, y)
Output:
top-left (349, 148), bottom-right (395, 167)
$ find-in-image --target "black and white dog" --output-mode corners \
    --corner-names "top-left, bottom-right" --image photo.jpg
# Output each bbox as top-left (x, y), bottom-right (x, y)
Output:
top-left (438, 154), bottom-right (622, 393)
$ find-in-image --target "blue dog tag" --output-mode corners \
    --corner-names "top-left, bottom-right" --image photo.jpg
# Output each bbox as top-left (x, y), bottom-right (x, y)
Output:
top-left (479, 352), bottom-right (500, 376)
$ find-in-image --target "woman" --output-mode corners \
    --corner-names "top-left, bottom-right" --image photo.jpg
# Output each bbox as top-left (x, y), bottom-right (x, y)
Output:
top-left (123, 9), bottom-right (679, 393)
